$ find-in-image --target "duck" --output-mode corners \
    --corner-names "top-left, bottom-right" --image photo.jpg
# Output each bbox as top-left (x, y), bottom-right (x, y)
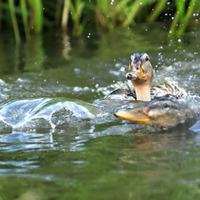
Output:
top-left (107, 53), bottom-right (183, 101)
top-left (114, 97), bottom-right (194, 128)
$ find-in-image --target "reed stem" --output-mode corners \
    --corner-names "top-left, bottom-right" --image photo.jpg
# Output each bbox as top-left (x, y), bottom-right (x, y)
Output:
top-left (62, 0), bottom-right (70, 32)
top-left (148, 0), bottom-right (168, 22)
top-left (55, 0), bottom-right (63, 24)
top-left (176, 0), bottom-right (198, 35)
top-left (20, 0), bottom-right (31, 40)
top-left (8, 0), bottom-right (21, 43)
top-left (34, 0), bottom-right (43, 33)
top-left (123, 0), bottom-right (154, 26)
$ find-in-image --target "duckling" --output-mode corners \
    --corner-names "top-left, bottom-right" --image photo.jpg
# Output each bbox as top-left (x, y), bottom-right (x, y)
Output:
top-left (115, 97), bottom-right (194, 128)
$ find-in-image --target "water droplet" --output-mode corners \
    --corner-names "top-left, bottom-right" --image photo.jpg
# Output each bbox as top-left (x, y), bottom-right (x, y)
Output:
top-left (120, 67), bottom-right (125, 72)
top-left (87, 33), bottom-right (91, 38)
top-left (95, 84), bottom-right (99, 88)
top-left (178, 39), bottom-right (181, 42)
top-left (74, 68), bottom-right (80, 74)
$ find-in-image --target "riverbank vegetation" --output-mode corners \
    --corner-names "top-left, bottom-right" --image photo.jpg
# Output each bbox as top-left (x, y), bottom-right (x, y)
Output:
top-left (5, 0), bottom-right (200, 42)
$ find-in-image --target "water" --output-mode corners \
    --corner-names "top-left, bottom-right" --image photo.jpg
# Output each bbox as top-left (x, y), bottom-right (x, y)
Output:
top-left (1, 23), bottom-right (200, 199)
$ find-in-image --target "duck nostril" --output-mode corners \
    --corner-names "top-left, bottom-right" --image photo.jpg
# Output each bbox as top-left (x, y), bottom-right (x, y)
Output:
top-left (126, 73), bottom-right (132, 80)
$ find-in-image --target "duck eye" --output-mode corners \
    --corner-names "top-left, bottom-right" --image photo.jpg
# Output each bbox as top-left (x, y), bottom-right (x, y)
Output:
top-left (145, 56), bottom-right (149, 61)
top-left (163, 103), bottom-right (169, 108)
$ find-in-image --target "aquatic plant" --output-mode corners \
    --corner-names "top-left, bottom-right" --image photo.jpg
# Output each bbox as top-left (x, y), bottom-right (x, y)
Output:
top-left (69, 0), bottom-right (85, 36)
top-left (8, 0), bottom-right (20, 43)
top-left (2, 0), bottom-right (200, 42)
top-left (169, 0), bottom-right (199, 36)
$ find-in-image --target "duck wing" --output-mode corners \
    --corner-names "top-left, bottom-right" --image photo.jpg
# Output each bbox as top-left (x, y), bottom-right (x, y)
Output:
top-left (151, 82), bottom-right (183, 99)
top-left (106, 84), bottom-right (136, 100)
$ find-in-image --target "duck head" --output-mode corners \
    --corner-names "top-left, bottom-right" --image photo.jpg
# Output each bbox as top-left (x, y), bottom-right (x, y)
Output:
top-left (126, 53), bottom-right (153, 101)
top-left (115, 98), bottom-right (193, 128)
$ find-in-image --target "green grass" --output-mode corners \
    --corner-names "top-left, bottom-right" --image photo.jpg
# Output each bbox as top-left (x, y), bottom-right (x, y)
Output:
top-left (1, 0), bottom-right (200, 42)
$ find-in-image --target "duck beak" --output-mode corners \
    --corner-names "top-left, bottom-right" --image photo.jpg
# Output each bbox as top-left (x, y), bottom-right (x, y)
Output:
top-left (115, 108), bottom-right (153, 124)
top-left (126, 71), bottom-right (138, 80)
top-left (126, 62), bottom-right (144, 80)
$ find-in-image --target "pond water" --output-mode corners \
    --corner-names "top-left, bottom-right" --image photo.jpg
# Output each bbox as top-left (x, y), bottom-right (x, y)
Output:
top-left (1, 23), bottom-right (200, 199)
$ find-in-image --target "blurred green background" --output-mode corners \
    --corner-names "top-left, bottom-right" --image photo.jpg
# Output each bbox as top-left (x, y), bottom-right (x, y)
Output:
top-left (5, 0), bottom-right (200, 42)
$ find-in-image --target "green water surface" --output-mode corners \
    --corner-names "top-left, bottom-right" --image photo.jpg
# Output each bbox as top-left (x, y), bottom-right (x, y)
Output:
top-left (0, 23), bottom-right (200, 199)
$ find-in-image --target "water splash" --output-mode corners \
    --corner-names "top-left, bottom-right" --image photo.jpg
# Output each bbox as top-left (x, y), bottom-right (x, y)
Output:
top-left (0, 98), bottom-right (100, 132)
